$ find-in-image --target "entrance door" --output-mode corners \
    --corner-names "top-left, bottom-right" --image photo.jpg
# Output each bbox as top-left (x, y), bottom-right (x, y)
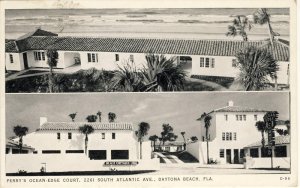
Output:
top-left (23, 53), bottom-right (29, 69)
top-left (233, 149), bottom-right (239, 164)
top-left (226, 149), bottom-right (231, 164)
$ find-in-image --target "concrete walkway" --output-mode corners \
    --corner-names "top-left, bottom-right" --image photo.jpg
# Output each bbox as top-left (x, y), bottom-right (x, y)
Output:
top-left (186, 77), bottom-right (228, 91)
top-left (154, 152), bottom-right (185, 164)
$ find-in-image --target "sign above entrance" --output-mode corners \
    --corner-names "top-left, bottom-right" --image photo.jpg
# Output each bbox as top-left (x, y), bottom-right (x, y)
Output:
top-left (104, 161), bottom-right (139, 166)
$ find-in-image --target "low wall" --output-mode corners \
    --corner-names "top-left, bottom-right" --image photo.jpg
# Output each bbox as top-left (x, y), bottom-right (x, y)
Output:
top-left (6, 154), bottom-right (160, 173)
top-left (186, 141), bottom-right (203, 163)
top-left (245, 157), bottom-right (290, 169)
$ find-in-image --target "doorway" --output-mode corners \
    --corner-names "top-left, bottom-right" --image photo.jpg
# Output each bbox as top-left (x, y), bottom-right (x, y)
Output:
top-left (226, 149), bottom-right (231, 164)
top-left (23, 53), bottom-right (29, 69)
top-left (233, 149), bottom-right (239, 164)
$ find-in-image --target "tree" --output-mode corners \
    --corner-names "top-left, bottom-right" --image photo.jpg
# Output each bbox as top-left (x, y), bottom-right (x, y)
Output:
top-left (285, 120), bottom-right (290, 135)
top-left (69, 112), bottom-right (77, 122)
top-left (79, 124), bottom-right (95, 155)
top-left (13, 125), bottom-right (29, 153)
top-left (226, 15), bottom-right (252, 41)
top-left (160, 124), bottom-right (178, 146)
top-left (110, 63), bottom-right (144, 92)
top-left (86, 115), bottom-right (98, 122)
top-left (96, 111), bottom-right (102, 122)
top-left (149, 135), bottom-right (159, 151)
top-left (142, 54), bottom-right (186, 92)
top-left (235, 46), bottom-right (278, 91)
top-left (253, 8), bottom-right (280, 89)
top-left (255, 121), bottom-right (267, 150)
top-left (199, 113), bottom-right (212, 164)
top-left (181, 132), bottom-right (186, 150)
top-left (135, 122), bottom-right (150, 159)
top-left (108, 112), bottom-right (117, 123)
top-left (190, 136), bottom-right (198, 142)
top-left (46, 50), bottom-right (59, 93)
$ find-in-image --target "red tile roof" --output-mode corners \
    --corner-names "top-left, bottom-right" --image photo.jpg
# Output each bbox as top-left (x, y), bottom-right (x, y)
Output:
top-left (213, 105), bottom-right (267, 113)
top-left (38, 122), bottom-right (133, 131)
top-left (6, 35), bottom-right (289, 61)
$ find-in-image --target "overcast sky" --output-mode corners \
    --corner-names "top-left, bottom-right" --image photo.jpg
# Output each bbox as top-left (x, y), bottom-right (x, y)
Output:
top-left (6, 92), bottom-right (289, 140)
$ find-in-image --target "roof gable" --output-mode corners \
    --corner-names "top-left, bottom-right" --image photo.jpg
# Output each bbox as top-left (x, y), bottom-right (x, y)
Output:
top-left (17, 28), bottom-right (58, 41)
top-left (245, 135), bottom-right (290, 148)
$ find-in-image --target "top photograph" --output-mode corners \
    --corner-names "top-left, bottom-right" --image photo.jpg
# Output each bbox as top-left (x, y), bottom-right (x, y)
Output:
top-left (5, 8), bottom-right (290, 93)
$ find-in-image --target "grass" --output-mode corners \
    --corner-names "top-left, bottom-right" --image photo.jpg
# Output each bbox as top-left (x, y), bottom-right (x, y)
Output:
top-left (18, 70), bottom-right (49, 76)
top-left (183, 79), bottom-right (215, 91)
top-left (191, 75), bottom-right (235, 88)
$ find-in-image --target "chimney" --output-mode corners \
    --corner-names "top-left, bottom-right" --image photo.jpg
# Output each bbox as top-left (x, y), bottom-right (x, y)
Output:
top-left (228, 101), bottom-right (234, 106)
top-left (40, 117), bottom-right (47, 127)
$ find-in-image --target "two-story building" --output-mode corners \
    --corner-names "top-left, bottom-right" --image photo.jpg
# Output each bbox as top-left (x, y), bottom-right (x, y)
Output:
top-left (197, 101), bottom-right (271, 164)
top-left (6, 117), bottom-right (159, 173)
top-left (5, 29), bottom-right (290, 85)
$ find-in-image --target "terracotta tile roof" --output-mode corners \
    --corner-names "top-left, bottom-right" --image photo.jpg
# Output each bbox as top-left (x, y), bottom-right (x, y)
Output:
top-left (5, 41), bottom-right (19, 53)
top-left (213, 105), bottom-right (267, 113)
top-left (17, 28), bottom-right (58, 40)
top-left (244, 135), bottom-right (290, 148)
top-left (6, 35), bottom-right (289, 61)
top-left (38, 122), bottom-right (133, 131)
top-left (6, 139), bottom-right (35, 150)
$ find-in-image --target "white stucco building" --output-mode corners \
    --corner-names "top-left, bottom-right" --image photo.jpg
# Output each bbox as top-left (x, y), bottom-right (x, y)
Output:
top-left (6, 117), bottom-right (159, 173)
top-left (5, 29), bottom-right (290, 85)
top-left (195, 101), bottom-right (289, 165)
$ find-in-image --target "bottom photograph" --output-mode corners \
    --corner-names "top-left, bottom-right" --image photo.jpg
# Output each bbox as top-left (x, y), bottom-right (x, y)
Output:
top-left (5, 92), bottom-right (290, 176)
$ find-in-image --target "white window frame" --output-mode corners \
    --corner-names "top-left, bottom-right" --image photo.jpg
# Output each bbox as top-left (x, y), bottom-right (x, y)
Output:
top-left (115, 54), bottom-right (119, 62)
top-left (129, 54), bottom-right (134, 63)
top-left (232, 59), bottom-right (237, 67)
top-left (254, 114), bottom-right (258, 121)
top-left (205, 58), bottom-right (210, 67)
top-left (200, 57), bottom-right (204, 67)
top-left (9, 54), bottom-right (14, 64)
top-left (87, 53), bottom-right (98, 63)
top-left (34, 51), bottom-right (45, 61)
top-left (211, 58), bottom-right (215, 68)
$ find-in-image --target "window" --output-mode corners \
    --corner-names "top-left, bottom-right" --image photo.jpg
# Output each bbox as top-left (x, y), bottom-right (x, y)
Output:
top-left (57, 133), bottom-right (60, 140)
top-left (111, 150), bottom-right (129, 160)
top-left (254, 115), bottom-right (257, 121)
top-left (200, 57), bottom-right (204, 67)
top-left (34, 51), bottom-right (45, 61)
top-left (66, 150), bottom-right (84, 154)
top-left (243, 115), bottom-right (246, 121)
top-left (239, 115), bottom-right (243, 121)
top-left (261, 148), bottom-right (272, 158)
top-left (232, 59), bottom-right (237, 67)
top-left (205, 58), bottom-right (209, 67)
top-left (87, 53), bottom-right (98, 63)
top-left (89, 150), bottom-right (107, 160)
top-left (112, 133), bottom-right (116, 139)
top-left (33, 151), bottom-right (38, 154)
top-left (9, 54), bottom-right (14, 63)
top-left (68, 133), bottom-right (72, 139)
top-left (102, 133), bottom-right (105, 139)
top-left (225, 115), bottom-right (228, 121)
top-left (222, 132), bottom-right (225, 141)
top-left (42, 150), bottom-right (61, 154)
top-left (130, 55), bottom-right (134, 62)
top-left (115, 54), bottom-right (119, 61)
top-left (233, 132), bottom-right (237, 140)
top-left (275, 146), bottom-right (287, 157)
top-left (287, 64), bottom-right (289, 75)
top-left (226, 132), bottom-right (229, 140)
top-left (6, 148), bottom-right (9, 154)
top-left (240, 149), bottom-right (244, 158)
top-left (211, 58), bottom-right (215, 68)
top-left (229, 132), bottom-right (232, 140)
top-left (202, 136), bottom-right (205, 142)
top-left (236, 115), bottom-right (239, 121)
top-left (219, 149), bottom-right (224, 158)
top-left (250, 148), bottom-right (259, 158)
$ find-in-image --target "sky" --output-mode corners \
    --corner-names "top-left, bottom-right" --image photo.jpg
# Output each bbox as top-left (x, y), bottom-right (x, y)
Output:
top-left (6, 92), bottom-right (290, 139)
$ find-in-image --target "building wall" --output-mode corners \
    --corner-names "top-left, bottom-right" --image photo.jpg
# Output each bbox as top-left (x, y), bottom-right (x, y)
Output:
top-left (276, 61), bottom-right (289, 85)
top-left (191, 56), bottom-right (239, 78)
top-left (200, 111), bottom-right (266, 164)
top-left (186, 141), bottom-right (203, 163)
top-left (5, 53), bottom-right (24, 71)
top-left (19, 130), bottom-right (139, 160)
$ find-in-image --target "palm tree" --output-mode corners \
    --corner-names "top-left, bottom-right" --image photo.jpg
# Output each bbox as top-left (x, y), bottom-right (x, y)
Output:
top-left (86, 115), bottom-right (98, 122)
top-left (181, 132), bottom-right (186, 150)
top-left (235, 46), bottom-right (278, 91)
top-left (149, 135), bottom-right (159, 151)
top-left (200, 113), bottom-right (212, 164)
top-left (79, 124), bottom-right (95, 155)
top-left (142, 54), bottom-right (186, 92)
top-left (13, 125), bottom-right (29, 153)
top-left (285, 120), bottom-right (290, 135)
top-left (255, 121), bottom-right (267, 149)
top-left (135, 122), bottom-right (150, 159)
top-left (226, 15), bottom-right (252, 41)
top-left (108, 112), bottom-right (116, 123)
top-left (253, 8), bottom-right (280, 89)
top-left (110, 62), bottom-right (144, 92)
top-left (46, 50), bottom-right (59, 93)
top-left (69, 112), bottom-right (77, 122)
top-left (96, 111), bottom-right (102, 122)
